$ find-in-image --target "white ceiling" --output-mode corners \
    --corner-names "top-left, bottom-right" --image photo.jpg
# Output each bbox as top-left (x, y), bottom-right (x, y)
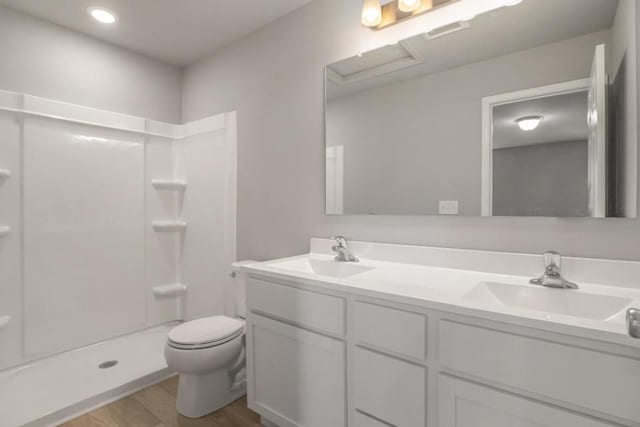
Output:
top-left (0, 0), bottom-right (312, 66)
top-left (493, 91), bottom-right (589, 150)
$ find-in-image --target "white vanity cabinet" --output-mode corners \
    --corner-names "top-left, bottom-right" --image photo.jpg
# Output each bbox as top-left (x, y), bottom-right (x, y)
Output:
top-left (246, 277), bottom-right (347, 427)
top-left (245, 274), bottom-right (640, 427)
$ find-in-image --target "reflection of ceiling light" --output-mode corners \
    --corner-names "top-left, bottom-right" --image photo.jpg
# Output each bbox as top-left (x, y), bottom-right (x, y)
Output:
top-left (516, 116), bottom-right (543, 131)
top-left (504, 0), bottom-right (524, 5)
top-left (88, 7), bottom-right (118, 24)
top-left (398, 0), bottom-right (422, 13)
top-left (361, 0), bottom-right (382, 27)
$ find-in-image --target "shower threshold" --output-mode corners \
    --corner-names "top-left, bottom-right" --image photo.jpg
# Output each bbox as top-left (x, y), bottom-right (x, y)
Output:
top-left (0, 323), bottom-right (176, 427)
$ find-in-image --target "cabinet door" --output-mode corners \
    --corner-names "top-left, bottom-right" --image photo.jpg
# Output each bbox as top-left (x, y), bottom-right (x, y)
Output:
top-left (248, 313), bottom-right (346, 427)
top-left (438, 376), bottom-right (616, 427)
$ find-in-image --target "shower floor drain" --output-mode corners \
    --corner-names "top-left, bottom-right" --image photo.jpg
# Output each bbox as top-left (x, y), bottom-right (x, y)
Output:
top-left (99, 360), bottom-right (118, 369)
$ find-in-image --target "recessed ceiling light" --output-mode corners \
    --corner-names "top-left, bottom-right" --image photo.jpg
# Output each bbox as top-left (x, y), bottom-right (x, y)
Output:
top-left (88, 7), bottom-right (118, 24)
top-left (516, 115), bottom-right (543, 131)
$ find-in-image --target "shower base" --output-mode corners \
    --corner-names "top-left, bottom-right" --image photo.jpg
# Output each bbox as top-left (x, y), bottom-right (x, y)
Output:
top-left (0, 323), bottom-right (176, 427)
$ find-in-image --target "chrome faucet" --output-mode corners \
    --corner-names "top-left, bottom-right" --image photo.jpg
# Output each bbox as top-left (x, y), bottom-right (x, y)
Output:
top-left (530, 251), bottom-right (578, 289)
top-left (332, 236), bottom-right (359, 262)
top-left (627, 308), bottom-right (640, 338)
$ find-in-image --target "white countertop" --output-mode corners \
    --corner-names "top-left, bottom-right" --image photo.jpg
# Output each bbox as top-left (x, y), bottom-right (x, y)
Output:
top-left (242, 240), bottom-right (640, 349)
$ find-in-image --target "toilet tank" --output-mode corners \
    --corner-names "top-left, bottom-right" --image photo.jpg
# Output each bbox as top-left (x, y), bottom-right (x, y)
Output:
top-left (231, 261), bottom-right (255, 319)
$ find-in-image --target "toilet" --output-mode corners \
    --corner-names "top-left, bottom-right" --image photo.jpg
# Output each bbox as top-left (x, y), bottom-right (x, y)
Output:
top-left (164, 261), bottom-right (252, 418)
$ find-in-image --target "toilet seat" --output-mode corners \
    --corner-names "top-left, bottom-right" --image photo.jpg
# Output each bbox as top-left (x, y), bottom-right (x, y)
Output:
top-left (168, 316), bottom-right (244, 350)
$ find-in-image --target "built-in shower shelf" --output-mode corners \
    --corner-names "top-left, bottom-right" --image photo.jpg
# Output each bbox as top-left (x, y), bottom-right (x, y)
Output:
top-left (0, 226), bottom-right (11, 237)
top-left (153, 283), bottom-right (187, 298)
top-left (152, 220), bottom-right (187, 232)
top-left (0, 315), bottom-right (10, 330)
top-left (0, 169), bottom-right (10, 181)
top-left (151, 179), bottom-right (186, 191)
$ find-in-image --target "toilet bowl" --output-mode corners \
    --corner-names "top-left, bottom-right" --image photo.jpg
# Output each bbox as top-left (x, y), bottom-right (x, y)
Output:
top-left (165, 316), bottom-right (246, 418)
top-left (164, 261), bottom-right (253, 418)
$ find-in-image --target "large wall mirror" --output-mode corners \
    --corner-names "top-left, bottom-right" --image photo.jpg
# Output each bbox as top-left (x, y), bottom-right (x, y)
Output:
top-left (325, 0), bottom-right (637, 217)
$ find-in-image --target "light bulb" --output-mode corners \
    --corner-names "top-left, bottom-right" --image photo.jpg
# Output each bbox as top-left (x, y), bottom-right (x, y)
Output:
top-left (361, 0), bottom-right (382, 27)
top-left (516, 116), bottom-right (543, 131)
top-left (398, 0), bottom-right (422, 13)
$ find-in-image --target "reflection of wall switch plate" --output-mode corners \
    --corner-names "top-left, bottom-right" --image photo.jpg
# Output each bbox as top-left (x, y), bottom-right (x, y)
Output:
top-left (439, 200), bottom-right (459, 215)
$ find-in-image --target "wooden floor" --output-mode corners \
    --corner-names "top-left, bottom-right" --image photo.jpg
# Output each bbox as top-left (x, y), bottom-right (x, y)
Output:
top-left (60, 376), bottom-right (262, 427)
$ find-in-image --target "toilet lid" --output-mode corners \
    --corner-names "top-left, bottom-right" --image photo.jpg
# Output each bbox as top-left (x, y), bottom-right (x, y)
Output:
top-left (168, 316), bottom-right (244, 346)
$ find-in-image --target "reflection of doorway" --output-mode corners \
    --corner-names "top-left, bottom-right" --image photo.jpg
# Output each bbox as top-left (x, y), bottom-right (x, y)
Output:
top-left (481, 44), bottom-right (608, 217)
top-left (482, 79), bottom-right (590, 216)
top-left (587, 44), bottom-right (607, 217)
top-left (326, 146), bottom-right (344, 214)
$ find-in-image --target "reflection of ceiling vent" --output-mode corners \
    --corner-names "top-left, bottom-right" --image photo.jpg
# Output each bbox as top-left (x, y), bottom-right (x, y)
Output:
top-left (327, 41), bottom-right (423, 85)
top-left (424, 20), bottom-right (470, 40)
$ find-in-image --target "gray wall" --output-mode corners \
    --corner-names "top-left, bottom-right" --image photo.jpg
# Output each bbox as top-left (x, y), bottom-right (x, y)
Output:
top-left (182, 0), bottom-right (640, 262)
top-left (326, 32), bottom-right (605, 216)
top-left (493, 141), bottom-right (589, 217)
top-left (0, 6), bottom-right (182, 123)
top-left (609, 0), bottom-right (638, 217)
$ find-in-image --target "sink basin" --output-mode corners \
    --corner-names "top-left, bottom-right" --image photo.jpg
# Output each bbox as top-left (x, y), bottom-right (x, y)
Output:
top-left (464, 281), bottom-right (632, 320)
top-left (268, 257), bottom-right (375, 278)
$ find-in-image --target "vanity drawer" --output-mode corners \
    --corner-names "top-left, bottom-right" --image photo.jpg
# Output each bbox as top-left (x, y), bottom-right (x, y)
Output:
top-left (353, 347), bottom-right (427, 427)
top-left (354, 301), bottom-right (427, 359)
top-left (439, 320), bottom-right (640, 422)
top-left (246, 277), bottom-right (345, 336)
top-left (439, 375), bottom-right (616, 427)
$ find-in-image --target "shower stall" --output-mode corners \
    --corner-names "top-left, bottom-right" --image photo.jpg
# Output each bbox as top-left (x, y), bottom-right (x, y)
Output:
top-left (0, 89), bottom-right (237, 426)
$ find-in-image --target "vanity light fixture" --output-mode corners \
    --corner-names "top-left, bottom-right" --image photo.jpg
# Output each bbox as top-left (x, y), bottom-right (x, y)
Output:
top-left (516, 115), bottom-right (543, 131)
top-left (363, 0), bottom-right (525, 30)
top-left (88, 7), bottom-right (118, 24)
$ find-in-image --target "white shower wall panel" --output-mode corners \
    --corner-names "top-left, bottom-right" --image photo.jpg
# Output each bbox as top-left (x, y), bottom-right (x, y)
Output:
top-left (0, 89), bottom-right (236, 370)
top-left (179, 129), bottom-right (235, 320)
top-left (0, 111), bottom-right (22, 369)
top-left (23, 117), bottom-right (147, 358)
top-left (145, 136), bottom-right (180, 325)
